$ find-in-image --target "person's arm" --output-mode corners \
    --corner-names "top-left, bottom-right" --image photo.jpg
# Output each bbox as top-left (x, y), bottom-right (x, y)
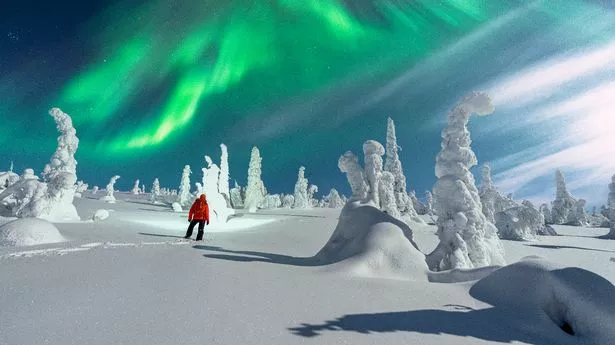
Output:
top-left (188, 203), bottom-right (195, 222)
top-left (205, 203), bottom-right (210, 225)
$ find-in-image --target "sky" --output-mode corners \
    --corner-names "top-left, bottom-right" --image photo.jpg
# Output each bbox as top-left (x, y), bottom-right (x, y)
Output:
top-left (1, 0), bottom-right (614, 207)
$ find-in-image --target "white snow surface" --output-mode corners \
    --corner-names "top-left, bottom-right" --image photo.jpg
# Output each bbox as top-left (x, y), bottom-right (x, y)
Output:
top-left (0, 218), bottom-right (66, 246)
top-left (0, 192), bottom-right (614, 345)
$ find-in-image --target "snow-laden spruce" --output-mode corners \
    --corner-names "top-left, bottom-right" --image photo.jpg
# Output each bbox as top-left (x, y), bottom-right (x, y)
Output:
top-left (150, 178), bottom-right (161, 204)
top-left (603, 174), bottom-right (615, 239)
top-left (261, 194), bottom-right (282, 209)
top-left (363, 140), bottom-right (385, 207)
top-left (424, 191), bottom-right (434, 215)
top-left (568, 199), bottom-right (589, 226)
top-left (100, 175), bottom-right (120, 203)
top-left (379, 171), bottom-right (400, 218)
top-left (495, 200), bottom-right (547, 241)
top-left (539, 203), bottom-right (552, 224)
top-left (244, 147), bottom-right (266, 213)
top-left (229, 181), bottom-right (244, 208)
top-left (131, 179), bottom-right (140, 195)
top-left (551, 169), bottom-right (577, 224)
top-left (338, 151), bottom-right (368, 201)
top-left (0, 108), bottom-right (81, 221)
top-left (427, 92), bottom-right (505, 271)
top-left (324, 188), bottom-right (345, 208)
top-left (479, 164), bottom-right (518, 224)
top-left (218, 144), bottom-right (230, 203)
top-left (409, 190), bottom-right (425, 215)
top-left (202, 155), bottom-right (234, 223)
top-left (293, 166), bottom-right (310, 208)
top-left (308, 184), bottom-right (318, 207)
top-left (178, 165), bottom-right (192, 207)
top-left (384, 118), bottom-right (416, 216)
top-left (282, 194), bottom-right (294, 208)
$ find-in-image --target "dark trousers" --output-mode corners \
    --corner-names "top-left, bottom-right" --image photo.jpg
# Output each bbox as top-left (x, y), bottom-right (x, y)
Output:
top-left (185, 220), bottom-right (205, 240)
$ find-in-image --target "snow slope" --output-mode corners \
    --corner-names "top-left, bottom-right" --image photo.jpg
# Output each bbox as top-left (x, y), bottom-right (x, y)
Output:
top-left (0, 192), bottom-right (613, 345)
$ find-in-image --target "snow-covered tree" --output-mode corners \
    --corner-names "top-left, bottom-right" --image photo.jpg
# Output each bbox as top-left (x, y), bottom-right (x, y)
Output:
top-left (195, 182), bottom-right (203, 195)
top-left (282, 194), bottom-right (294, 208)
top-left (293, 166), bottom-right (310, 208)
top-left (551, 169), bottom-right (576, 224)
top-left (219, 143), bottom-right (230, 201)
top-left (338, 151), bottom-right (368, 201)
top-left (495, 200), bottom-right (547, 241)
top-left (379, 171), bottom-right (400, 218)
top-left (101, 175), bottom-right (120, 203)
top-left (427, 92), bottom-right (505, 271)
top-left (244, 147), bottom-right (266, 212)
top-left (604, 174), bottom-right (615, 239)
top-left (363, 140), bottom-right (385, 207)
top-left (229, 181), bottom-right (244, 208)
top-left (478, 164), bottom-right (518, 224)
top-left (409, 190), bottom-right (425, 215)
top-left (178, 165), bottom-right (192, 206)
top-left (150, 178), bottom-right (161, 203)
top-left (131, 179), bottom-right (140, 195)
top-left (308, 184), bottom-right (319, 207)
top-left (425, 191), bottom-right (434, 215)
top-left (384, 117), bottom-right (415, 216)
top-left (92, 185), bottom-right (99, 195)
top-left (539, 203), bottom-right (552, 224)
top-left (324, 188), bottom-right (345, 208)
top-left (262, 194), bottom-right (282, 209)
top-left (0, 108), bottom-right (81, 221)
top-left (74, 181), bottom-right (88, 197)
top-left (568, 199), bottom-right (589, 226)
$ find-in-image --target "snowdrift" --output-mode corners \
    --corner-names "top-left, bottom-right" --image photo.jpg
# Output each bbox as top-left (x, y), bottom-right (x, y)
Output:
top-left (470, 257), bottom-right (615, 344)
top-left (315, 200), bottom-right (428, 280)
top-left (0, 218), bottom-right (66, 247)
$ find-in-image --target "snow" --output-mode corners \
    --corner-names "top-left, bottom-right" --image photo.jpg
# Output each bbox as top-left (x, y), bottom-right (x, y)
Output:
top-left (1, 191), bottom-right (614, 345)
top-left (91, 209), bottom-right (110, 221)
top-left (0, 218), bottom-right (66, 246)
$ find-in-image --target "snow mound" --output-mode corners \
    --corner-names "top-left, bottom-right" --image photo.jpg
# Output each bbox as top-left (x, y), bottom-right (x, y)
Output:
top-left (315, 200), bottom-right (428, 280)
top-left (470, 257), bottom-right (615, 344)
top-left (99, 195), bottom-right (116, 203)
top-left (0, 218), bottom-right (66, 247)
top-left (91, 209), bottom-right (109, 221)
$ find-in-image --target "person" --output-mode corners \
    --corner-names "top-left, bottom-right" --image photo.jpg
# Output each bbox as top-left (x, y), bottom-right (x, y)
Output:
top-left (185, 194), bottom-right (210, 241)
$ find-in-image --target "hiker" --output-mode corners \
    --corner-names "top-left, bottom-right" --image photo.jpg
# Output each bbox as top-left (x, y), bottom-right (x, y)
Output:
top-left (185, 194), bottom-right (210, 241)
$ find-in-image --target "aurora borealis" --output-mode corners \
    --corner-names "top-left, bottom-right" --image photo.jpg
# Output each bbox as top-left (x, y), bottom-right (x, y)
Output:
top-left (2, 0), bottom-right (615, 204)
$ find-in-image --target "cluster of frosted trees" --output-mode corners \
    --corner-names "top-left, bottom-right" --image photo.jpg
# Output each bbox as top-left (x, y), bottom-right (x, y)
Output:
top-left (0, 108), bottom-right (81, 221)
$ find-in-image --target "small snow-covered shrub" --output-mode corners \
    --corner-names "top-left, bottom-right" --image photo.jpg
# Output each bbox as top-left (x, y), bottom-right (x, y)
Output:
top-left (0, 218), bottom-right (66, 246)
top-left (495, 202), bottom-right (545, 241)
top-left (282, 194), bottom-right (294, 208)
top-left (172, 202), bottom-right (183, 212)
top-left (262, 194), bottom-right (282, 209)
top-left (92, 209), bottom-right (110, 221)
top-left (101, 175), bottom-right (120, 203)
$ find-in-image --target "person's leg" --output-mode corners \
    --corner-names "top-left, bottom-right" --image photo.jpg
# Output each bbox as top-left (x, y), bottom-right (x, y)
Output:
top-left (185, 220), bottom-right (198, 238)
top-left (195, 220), bottom-right (205, 241)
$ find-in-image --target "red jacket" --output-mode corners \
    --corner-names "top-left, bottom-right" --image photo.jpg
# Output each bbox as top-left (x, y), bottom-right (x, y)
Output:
top-left (189, 195), bottom-right (210, 222)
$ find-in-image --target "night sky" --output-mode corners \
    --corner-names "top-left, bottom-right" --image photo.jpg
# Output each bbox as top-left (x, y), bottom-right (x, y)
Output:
top-left (1, 1), bottom-right (614, 206)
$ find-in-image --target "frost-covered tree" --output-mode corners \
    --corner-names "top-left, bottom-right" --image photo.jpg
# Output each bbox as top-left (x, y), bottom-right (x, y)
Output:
top-left (478, 164), bottom-right (518, 224)
top-left (178, 165), bottom-right (192, 207)
top-left (325, 188), bottom-right (345, 208)
top-left (195, 182), bottom-right (203, 195)
top-left (202, 156), bottom-right (219, 196)
top-left (261, 194), bottom-right (282, 209)
top-left (604, 175), bottom-right (615, 239)
top-left (551, 169), bottom-right (576, 224)
top-left (409, 190), bottom-right (425, 215)
top-left (568, 199), bottom-right (589, 226)
top-left (131, 179), bottom-right (140, 195)
top-left (427, 92), bottom-right (505, 271)
top-left (425, 191), bottom-right (434, 215)
top-left (539, 203), bottom-right (552, 224)
top-left (219, 143), bottom-right (230, 201)
top-left (282, 194), bottom-right (294, 208)
top-left (92, 185), bottom-right (99, 195)
top-left (363, 140), bottom-right (385, 207)
top-left (150, 178), bottom-right (161, 203)
top-left (384, 117), bottom-right (415, 216)
top-left (229, 181), bottom-right (244, 208)
top-left (308, 184), bottom-right (319, 207)
top-left (379, 171), bottom-right (400, 218)
top-left (101, 175), bottom-right (120, 202)
top-left (495, 200), bottom-right (546, 241)
top-left (244, 147), bottom-right (266, 212)
top-left (293, 166), bottom-right (310, 208)
top-left (74, 181), bottom-right (88, 197)
top-left (1, 108), bottom-right (81, 221)
top-left (338, 151), bottom-right (368, 201)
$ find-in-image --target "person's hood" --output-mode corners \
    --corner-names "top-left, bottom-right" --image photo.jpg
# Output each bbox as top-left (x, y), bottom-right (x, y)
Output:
top-left (199, 194), bottom-right (206, 202)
